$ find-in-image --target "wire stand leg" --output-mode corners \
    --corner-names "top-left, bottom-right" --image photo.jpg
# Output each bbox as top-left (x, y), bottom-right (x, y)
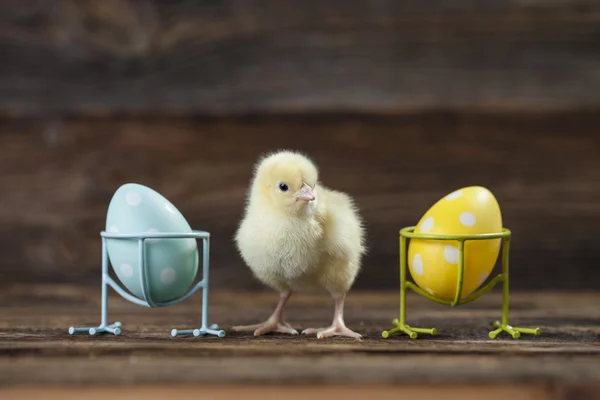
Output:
top-left (488, 237), bottom-right (541, 339)
top-left (68, 237), bottom-right (122, 336)
top-left (382, 235), bottom-right (437, 339)
top-left (171, 236), bottom-right (225, 338)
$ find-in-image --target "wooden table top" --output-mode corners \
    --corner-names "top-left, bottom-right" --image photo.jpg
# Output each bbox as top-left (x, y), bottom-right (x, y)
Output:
top-left (1, 284), bottom-right (599, 398)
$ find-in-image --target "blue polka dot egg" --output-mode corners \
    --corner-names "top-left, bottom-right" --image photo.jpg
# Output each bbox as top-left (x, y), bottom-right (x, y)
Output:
top-left (105, 183), bottom-right (199, 303)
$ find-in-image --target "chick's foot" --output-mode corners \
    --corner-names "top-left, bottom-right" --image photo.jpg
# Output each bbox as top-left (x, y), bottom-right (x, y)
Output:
top-left (232, 291), bottom-right (298, 336)
top-left (233, 320), bottom-right (298, 336)
top-left (301, 291), bottom-right (361, 339)
top-left (302, 323), bottom-right (362, 339)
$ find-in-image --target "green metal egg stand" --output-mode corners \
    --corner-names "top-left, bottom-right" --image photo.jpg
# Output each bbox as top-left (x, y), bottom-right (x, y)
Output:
top-left (382, 227), bottom-right (541, 339)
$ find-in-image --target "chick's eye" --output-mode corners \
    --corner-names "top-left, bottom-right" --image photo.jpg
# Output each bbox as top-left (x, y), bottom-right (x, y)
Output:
top-left (278, 183), bottom-right (289, 192)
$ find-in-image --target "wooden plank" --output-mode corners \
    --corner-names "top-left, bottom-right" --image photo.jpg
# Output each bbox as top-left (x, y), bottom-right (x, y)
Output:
top-left (0, 385), bottom-right (561, 400)
top-left (0, 287), bottom-right (599, 387)
top-left (0, 0), bottom-right (599, 114)
top-left (4, 354), bottom-right (600, 386)
top-left (1, 112), bottom-right (599, 290)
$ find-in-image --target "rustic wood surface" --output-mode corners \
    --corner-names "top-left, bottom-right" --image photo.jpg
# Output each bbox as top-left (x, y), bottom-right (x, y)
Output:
top-left (0, 384), bottom-right (590, 400)
top-left (0, 0), bottom-right (599, 114)
top-left (0, 285), bottom-right (599, 390)
top-left (1, 112), bottom-right (599, 291)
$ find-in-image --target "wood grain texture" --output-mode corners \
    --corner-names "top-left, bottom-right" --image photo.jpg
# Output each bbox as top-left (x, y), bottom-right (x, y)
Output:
top-left (0, 385), bottom-right (562, 400)
top-left (1, 112), bottom-right (599, 291)
top-left (0, 286), bottom-right (599, 388)
top-left (0, 0), bottom-right (599, 114)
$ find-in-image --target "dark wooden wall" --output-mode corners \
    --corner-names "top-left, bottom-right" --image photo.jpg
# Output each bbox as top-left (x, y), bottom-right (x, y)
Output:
top-left (1, 0), bottom-right (599, 292)
top-left (2, 0), bottom-right (600, 114)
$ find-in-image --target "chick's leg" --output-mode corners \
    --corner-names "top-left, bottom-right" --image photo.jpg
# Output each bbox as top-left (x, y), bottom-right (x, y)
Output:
top-left (232, 291), bottom-right (298, 336)
top-left (302, 292), bottom-right (362, 339)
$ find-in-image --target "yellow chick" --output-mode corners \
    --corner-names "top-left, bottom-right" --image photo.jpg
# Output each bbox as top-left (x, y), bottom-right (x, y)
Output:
top-left (233, 150), bottom-right (366, 339)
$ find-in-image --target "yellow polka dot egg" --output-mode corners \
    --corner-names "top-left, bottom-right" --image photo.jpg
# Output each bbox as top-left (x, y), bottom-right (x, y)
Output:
top-left (408, 186), bottom-right (502, 301)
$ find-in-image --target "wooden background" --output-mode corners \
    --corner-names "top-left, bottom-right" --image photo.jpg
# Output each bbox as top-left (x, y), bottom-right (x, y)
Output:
top-left (1, 0), bottom-right (599, 293)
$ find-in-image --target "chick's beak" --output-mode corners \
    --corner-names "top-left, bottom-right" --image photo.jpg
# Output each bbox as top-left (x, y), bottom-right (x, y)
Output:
top-left (293, 183), bottom-right (315, 202)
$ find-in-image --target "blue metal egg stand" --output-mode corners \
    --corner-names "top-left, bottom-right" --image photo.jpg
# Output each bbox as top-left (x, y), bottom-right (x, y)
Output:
top-left (68, 230), bottom-right (225, 338)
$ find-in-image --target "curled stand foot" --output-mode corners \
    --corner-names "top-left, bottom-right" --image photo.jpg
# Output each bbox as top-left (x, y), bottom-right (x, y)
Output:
top-left (68, 321), bottom-right (122, 336)
top-left (489, 321), bottom-right (541, 339)
top-left (171, 323), bottom-right (225, 338)
top-left (382, 320), bottom-right (437, 339)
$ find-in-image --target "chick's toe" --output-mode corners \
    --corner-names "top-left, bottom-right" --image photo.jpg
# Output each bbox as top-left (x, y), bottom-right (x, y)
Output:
top-left (302, 324), bottom-right (362, 339)
top-left (233, 320), bottom-right (299, 336)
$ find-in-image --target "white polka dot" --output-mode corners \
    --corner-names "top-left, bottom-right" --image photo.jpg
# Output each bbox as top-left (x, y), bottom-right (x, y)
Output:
top-left (161, 268), bottom-right (176, 285)
top-left (478, 273), bottom-right (489, 286)
top-left (125, 191), bottom-right (142, 206)
top-left (146, 228), bottom-right (161, 243)
top-left (459, 212), bottom-right (477, 227)
top-left (108, 225), bottom-right (119, 233)
top-left (444, 245), bottom-right (459, 264)
top-left (420, 217), bottom-right (434, 233)
top-left (186, 238), bottom-right (197, 251)
top-left (412, 254), bottom-right (424, 275)
top-left (165, 203), bottom-right (177, 214)
top-left (120, 264), bottom-right (133, 278)
top-left (446, 190), bottom-right (463, 200)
